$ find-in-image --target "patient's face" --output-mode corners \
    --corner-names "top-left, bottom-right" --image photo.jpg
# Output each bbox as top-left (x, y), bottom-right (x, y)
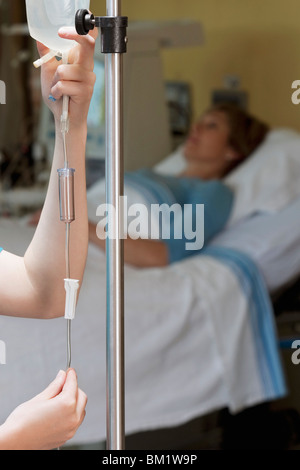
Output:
top-left (184, 111), bottom-right (232, 167)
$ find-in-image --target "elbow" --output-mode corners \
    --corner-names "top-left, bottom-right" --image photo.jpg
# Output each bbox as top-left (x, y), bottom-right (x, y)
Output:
top-left (38, 295), bottom-right (65, 319)
top-left (33, 283), bottom-right (66, 319)
top-left (22, 254), bottom-right (85, 319)
top-left (44, 305), bottom-right (65, 320)
top-left (42, 281), bottom-right (83, 319)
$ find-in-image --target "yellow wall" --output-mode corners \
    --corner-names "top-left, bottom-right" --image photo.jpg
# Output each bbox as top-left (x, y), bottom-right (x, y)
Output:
top-left (91, 0), bottom-right (300, 130)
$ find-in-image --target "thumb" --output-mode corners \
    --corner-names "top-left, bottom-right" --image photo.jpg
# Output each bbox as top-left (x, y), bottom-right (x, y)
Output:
top-left (36, 370), bottom-right (67, 401)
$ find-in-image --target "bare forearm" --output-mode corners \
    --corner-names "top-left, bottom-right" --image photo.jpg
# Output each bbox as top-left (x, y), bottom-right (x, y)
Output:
top-left (124, 238), bottom-right (168, 268)
top-left (89, 222), bottom-right (168, 268)
top-left (23, 123), bottom-right (88, 317)
top-left (0, 27), bottom-right (97, 319)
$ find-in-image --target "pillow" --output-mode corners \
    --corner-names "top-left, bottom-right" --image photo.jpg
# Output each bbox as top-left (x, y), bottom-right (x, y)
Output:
top-left (224, 128), bottom-right (300, 225)
top-left (154, 145), bottom-right (186, 176)
top-left (154, 128), bottom-right (300, 226)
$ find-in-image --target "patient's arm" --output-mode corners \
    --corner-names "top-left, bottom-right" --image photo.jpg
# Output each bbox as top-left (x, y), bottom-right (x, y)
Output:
top-left (88, 222), bottom-right (168, 268)
top-left (0, 125), bottom-right (89, 319)
top-left (0, 29), bottom-right (97, 319)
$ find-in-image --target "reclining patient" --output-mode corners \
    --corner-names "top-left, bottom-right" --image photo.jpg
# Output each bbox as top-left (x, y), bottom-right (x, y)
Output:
top-left (88, 103), bottom-right (269, 268)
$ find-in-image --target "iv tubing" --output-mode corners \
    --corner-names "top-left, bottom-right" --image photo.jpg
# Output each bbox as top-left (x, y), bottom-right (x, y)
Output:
top-left (65, 223), bottom-right (71, 369)
top-left (62, 131), bottom-right (68, 168)
top-left (61, 52), bottom-right (70, 145)
top-left (61, 51), bottom-right (71, 369)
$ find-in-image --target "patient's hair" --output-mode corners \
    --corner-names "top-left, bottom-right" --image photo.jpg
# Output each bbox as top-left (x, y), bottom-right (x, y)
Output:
top-left (208, 103), bottom-right (270, 173)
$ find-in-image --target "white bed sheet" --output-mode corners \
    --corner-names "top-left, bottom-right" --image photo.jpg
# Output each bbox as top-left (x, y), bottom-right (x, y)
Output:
top-left (210, 195), bottom-right (300, 293)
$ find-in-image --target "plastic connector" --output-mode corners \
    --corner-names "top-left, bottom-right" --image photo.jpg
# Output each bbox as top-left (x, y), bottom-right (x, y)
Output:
top-left (33, 49), bottom-right (57, 68)
top-left (64, 279), bottom-right (80, 320)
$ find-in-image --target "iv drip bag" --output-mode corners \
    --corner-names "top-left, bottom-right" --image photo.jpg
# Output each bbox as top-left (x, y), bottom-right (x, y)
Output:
top-left (25, 0), bottom-right (90, 53)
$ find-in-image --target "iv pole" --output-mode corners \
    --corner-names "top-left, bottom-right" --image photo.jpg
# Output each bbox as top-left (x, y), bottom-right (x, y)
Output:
top-left (76, 0), bottom-right (127, 451)
top-left (105, 0), bottom-right (125, 451)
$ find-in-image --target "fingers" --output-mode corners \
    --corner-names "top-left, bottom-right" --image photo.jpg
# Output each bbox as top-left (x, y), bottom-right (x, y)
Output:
top-left (61, 369), bottom-right (87, 430)
top-left (76, 388), bottom-right (88, 429)
top-left (52, 63), bottom-right (91, 85)
top-left (50, 78), bottom-right (95, 104)
top-left (36, 370), bottom-right (67, 401)
top-left (36, 24), bottom-right (97, 68)
top-left (86, 24), bottom-right (99, 42)
top-left (58, 27), bottom-right (97, 70)
top-left (47, 28), bottom-right (97, 104)
top-left (58, 26), bottom-right (97, 47)
top-left (50, 65), bottom-right (96, 104)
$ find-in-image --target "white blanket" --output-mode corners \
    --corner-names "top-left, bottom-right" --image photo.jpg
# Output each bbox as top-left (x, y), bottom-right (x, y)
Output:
top-left (0, 218), bottom-right (285, 445)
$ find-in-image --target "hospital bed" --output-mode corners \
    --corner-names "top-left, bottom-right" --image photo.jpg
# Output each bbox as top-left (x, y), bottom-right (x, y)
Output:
top-left (0, 128), bottom-right (300, 449)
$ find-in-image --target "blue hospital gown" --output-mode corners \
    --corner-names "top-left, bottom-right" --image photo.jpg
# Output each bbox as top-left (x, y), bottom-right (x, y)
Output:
top-left (124, 169), bottom-right (234, 263)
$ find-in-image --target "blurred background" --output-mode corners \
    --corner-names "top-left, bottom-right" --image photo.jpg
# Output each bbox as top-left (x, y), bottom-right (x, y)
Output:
top-left (92, 0), bottom-right (300, 130)
top-left (1, 0), bottom-right (300, 215)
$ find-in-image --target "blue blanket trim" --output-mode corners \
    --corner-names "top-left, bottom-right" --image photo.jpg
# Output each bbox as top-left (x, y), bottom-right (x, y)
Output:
top-left (201, 246), bottom-right (287, 400)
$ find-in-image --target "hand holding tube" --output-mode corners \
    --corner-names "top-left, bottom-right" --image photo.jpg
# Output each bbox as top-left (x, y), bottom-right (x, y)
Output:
top-left (0, 369), bottom-right (87, 450)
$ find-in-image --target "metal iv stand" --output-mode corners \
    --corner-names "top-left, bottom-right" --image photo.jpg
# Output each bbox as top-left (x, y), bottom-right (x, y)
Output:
top-left (75, 0), bottom-right (127, 451)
